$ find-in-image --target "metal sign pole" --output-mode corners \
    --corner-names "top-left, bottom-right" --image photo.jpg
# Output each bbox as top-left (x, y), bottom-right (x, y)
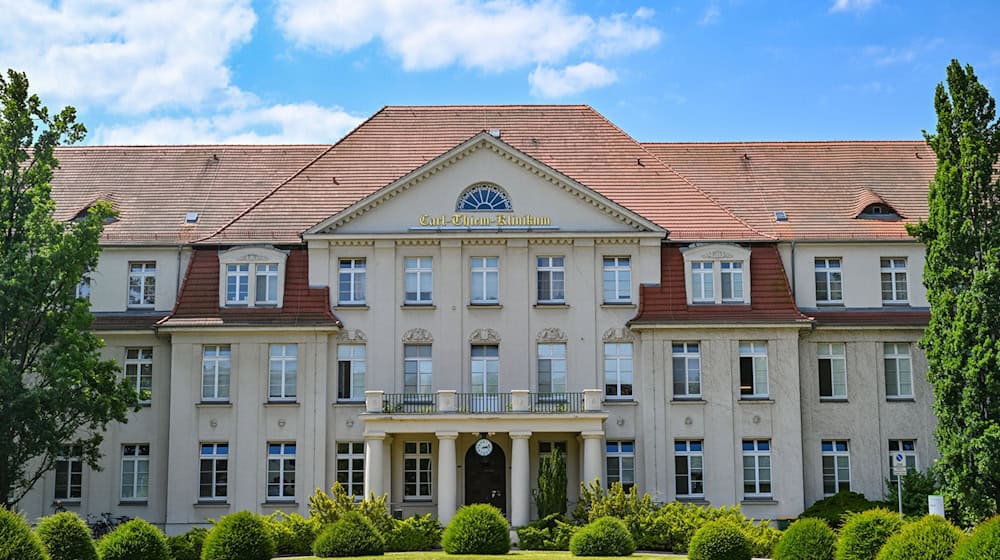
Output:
top-left (897, 475), bottom-right (903, 515)
top-left (892, 453), bottom-right (906, 515)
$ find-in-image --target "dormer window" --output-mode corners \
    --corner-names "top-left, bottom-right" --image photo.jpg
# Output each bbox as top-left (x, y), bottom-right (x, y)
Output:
top-left (859, 203), bottom-right (900, 219)
top-left (682, 244), bottom-right (752, 305)
top-left (218, 247), bottom-right (288, 308)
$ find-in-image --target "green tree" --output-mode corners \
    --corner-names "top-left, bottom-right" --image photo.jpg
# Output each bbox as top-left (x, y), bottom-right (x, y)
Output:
top-left (908, 59), bottom-right (1000, 524)
top-left (0, 69), bottom-right (137, 506)
top-left (535, 448), bottom-right (568, 518)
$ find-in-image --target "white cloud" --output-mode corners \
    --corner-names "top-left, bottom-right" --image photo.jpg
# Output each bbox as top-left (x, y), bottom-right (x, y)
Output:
top-left (0, 0), bottom-right (256, 114)
top-left (829, 0), bottom-right (879, 13)
top-left (700, 3), bottom-right (720, 25)
top-left (91, 103), bottom-right (364, 144)
top-left (528, 62), bottom-right (617, 98)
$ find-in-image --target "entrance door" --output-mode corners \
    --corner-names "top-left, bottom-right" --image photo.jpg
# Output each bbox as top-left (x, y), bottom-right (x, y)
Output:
top-left (464, 441), bottom-right (506, 513)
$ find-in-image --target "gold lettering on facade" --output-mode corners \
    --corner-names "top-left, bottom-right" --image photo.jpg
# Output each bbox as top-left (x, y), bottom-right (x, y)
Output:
top-left (418, 213), bottom-right (553, 227)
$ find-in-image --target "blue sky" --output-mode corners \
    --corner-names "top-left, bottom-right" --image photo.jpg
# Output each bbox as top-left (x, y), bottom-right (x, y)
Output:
top-left (1, 0), bottom-right (997, 144)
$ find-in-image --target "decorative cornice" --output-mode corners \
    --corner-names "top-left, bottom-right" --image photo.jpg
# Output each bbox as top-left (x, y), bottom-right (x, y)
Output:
top-left (469, 328), bottom-right (501, 344)
top-left (335, 329), bottom-right (368, 343)
top-left (595, 238), bottom-right (641, 245)
top-left (402, 328), bottom-right (433, 344)
top-left (536, 328), bottom-right (568, 343)
top-left (329, 239), bottom-right (375, 247)
top-left (395, 239), bottom-right (440, 246)
top-left (602, 327), bottom-right (635, 342)
top-left (528, 238), bottom-right (574, 245)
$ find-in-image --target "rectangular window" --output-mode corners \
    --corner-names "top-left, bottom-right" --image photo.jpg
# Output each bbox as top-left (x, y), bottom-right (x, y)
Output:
top-left (471, 345), bottom-right (499, 394)
top-left (604, 342), bottom-right (634, 399)
top-left (742, 439), bottom-right (771, 497)
top-left (268, 344), bottom-right (297, 401)
top-left (884, 343), bottom-right (913, 398)
top-left (720, 261), bottom-right (744, 302)
top-left (54, 445), bottom-right (83, 501)
top-left (815, 258), bottom-right (843, 304)
top-left (121, 444), bottom-right (150, 501)
top-left (881, 258), bottom-right (908, 304)
top-left (672, 342), bottom-right (701, 398)
top-left (403, 441), bottom-right (432, 500)
top-left (822, 440), bottom-right (851, 495)
top-left (818, 343), bottom-right (847, 399)
top-left (606, 441), bottom-right (635, 490)
top-left (537, 256), bottom-right (565, 303)
top-left (404, 257), bottom-right (433, 304)
top-left (403, 345), bottom-right (433, 394)
top-left (125, 347), bottom-right (153, 404)
top-left (201, 345), bottom-right (231, 402)
top-left (470, 257), bottom-right (499, 304)
top-left (538, 343), bottom-right (567, 393)
top-left (739, 341), bottom-right (769, 398)
top-left (127, 261), bottom-right (156, 307)
top-left (603, 257), bottom-right (631, 303)
top-left (336, 442), bottom-right (365, 498)
top-left (337, 344), bottom-right (366, 402)
top-left (76, 271), bottom-right (91, 301)
top-left (338, 258), bottom-right (366, 305)
top-left (226, 263), bottom-right (249, 304)
top-left (675, 440), bottom-right (704, 497)
top-left (888, 440), bottom-right (918, 482)
top-left (255, 263), bottom-right (279, 304)
top-left (691, 261), bottom-right (714, 302)
top-left (266, 443), bottom-right (296, 500)
top-left (199, 443), bottom-right (228, 501)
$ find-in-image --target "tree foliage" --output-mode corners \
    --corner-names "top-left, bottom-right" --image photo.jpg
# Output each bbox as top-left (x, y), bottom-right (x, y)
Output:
top-left (535, 447), bottom-right (568, 519)
top-left (0, 69), bottom-right (137, 506)
top-left (908, 59), bottom-right (1000, 524)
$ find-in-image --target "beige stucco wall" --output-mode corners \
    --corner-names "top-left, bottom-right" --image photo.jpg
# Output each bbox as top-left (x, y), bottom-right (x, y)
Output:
top-left (87, 247), bottom-right (188, 313)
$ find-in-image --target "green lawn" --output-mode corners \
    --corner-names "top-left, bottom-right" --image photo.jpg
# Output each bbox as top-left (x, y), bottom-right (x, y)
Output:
top-left (282, 552), bottom-right (686, 560)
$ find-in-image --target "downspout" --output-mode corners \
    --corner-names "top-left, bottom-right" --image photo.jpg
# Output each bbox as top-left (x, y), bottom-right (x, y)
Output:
top-left (175, 245), bottom-right (183, 296)
top-left (790, 241), bottom-right (797, 298)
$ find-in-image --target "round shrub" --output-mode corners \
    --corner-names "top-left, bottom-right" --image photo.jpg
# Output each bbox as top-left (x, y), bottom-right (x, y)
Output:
top-left (35, 511), bottom-right (96, 560)
top-left (201, 511), bottom-right (275, 560)
top-left (181, 527), bottom-right (208, 558)
top-left (165, 535), bottom-right (197, 560)
top-left (569, 517), bottom-right (636, 557)
top-left (746, 522), bottom-right (783, 558)
top-left (688, 520), bottom-right (751, 560)
top-left (773, 518), bottom-right (836, 560)
top-left (441, 504), bottom-right (510, 555)
top-left (953, 516), bottom-right (1000, 560)
top-left (385, 514), bottom-right (442, 552)
top-left (312, 511), bottom-right (383, 557)
top-left (96, 518), bottom-right (169, 560)
top-left (0, 507), bottom-right (48, 560)
top-left (875, 515), bottom-right (962, 560)
top-left (836, 508), bottom-right (903, 560)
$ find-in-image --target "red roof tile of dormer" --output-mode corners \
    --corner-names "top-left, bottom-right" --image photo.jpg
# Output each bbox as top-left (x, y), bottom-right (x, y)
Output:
top-left (630, 244), bottom-right (812, 325)
top-left (158, 248), bottom-right (340, 328)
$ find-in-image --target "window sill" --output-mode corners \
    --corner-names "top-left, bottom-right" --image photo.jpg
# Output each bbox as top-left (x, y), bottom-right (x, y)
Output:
top-left (741, 498), bottom-right (778, 505)
top-left (264, 400), bottom-right (300, 407)
top-left (138, 402), bottom-right (152, 408)
top-left (127, 305), bottom-right (155, 310)
top-left (676, 497), bottom-right (708, 505)
top-left (672, 398), bottom-right (706, 404)
top-left (262, 501), bottom-right (298, 507)
top-left (820, 398), bottom-right (849, 403)
top-left (119, 500), bottom-right (149, 506)
top-left (603, 399), bottom-right (637, 405)
top-left (194, 501), bottom-right (230, 507)
top-left (197, 401), bottom-right (232, 408)
top-left (335, 304), bottom-right (369, 310)
top-left (52, 500), bottom-right (81, 507)
top-left (334, 400), bottom-right (365, 406)
top-left (739, 398), bottom-right (774, 404)
top-left (882, 302), bottom-right (911, 307)
top-left (886, 397), bottom-right (915, 403)
top-left (816, 302), bottom-right (845, 307)
top-left (534, 303), bottom-right (569, 309)
top-left (403, 498), bottom-right (433, 503)
top-left (401, 304), bottom-right (436, 310)
top-left (468, 303), bottom-right (502, 309)
top-left (601, 303), bottom-right (636, 309)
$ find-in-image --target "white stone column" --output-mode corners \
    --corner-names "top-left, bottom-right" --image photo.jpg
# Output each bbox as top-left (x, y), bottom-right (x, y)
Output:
top-left (510, 431), bottom-right (532, 527)
top-left (436, 432), bottom-right (459, 524)
top-left (364, 432), bottom-right (386, 498)
top-left (581, 431), bottom-right (604, 487)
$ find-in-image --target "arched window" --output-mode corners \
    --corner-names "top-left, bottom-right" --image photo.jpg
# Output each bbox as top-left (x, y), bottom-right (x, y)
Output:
top-left (456, 183), bottom-right (512, 211)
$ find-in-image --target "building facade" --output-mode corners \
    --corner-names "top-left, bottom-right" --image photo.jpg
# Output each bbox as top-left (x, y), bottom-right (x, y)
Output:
top-left (20, 106), bottom-right (937, 533)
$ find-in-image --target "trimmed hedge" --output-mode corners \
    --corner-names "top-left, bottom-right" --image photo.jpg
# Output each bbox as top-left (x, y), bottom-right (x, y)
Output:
top-left (835, 508), bottom-right (903, 560)
top-left (953, 516), bottom-right (1000, 560)
top-left (687, 520), bottom-right (751, 560)
top-left (384, 514), bottom-right (442, 552)
top-left (201, 511), bottom-right (275, 560)
top-left (516, 514), bottom-right (578, 551)
top-left (35, 511), bottom-right (97, 560)
top-left (745, 522), bottom-right (783, 558)
top-left (0, 507), bottom-right (48, 560)
top-left (96, 518), bottom-right (170, 560)
top-left (263, 512), bottom-right (319, 555)
top-left (165, 535), bottom-right (197, 560)
top-left (180, 527), bottom-right (208, 558)
top-left (801, 492), bottom-right (887, 529)
top-left (569, 517), bottom-right (636, 557)
top-left (313, 511), bottom-right (383, 557)
top-left (441, 504), bottom-right (510, 555)
top-left (874, 515), bottom-right (962, 560)
top-left (773, 517), bottom-right (836, 560)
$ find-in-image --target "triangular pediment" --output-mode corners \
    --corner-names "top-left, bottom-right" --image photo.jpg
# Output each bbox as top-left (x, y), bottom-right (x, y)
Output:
top-left (304, 132), bottom-right (666, 237)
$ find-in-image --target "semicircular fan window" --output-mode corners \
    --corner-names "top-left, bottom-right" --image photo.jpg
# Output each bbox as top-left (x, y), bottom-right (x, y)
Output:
top-left (456, 183), bottom-right (512, 211)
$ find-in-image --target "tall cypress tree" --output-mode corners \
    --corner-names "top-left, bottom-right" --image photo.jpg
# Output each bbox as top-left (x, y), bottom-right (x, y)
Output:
top-left (909, 59), bottom-right (1000, 524)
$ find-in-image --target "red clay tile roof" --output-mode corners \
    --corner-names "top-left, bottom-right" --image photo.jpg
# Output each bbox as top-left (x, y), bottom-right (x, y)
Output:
top-left (630, 244), bottom-right (811, 325)
top-left (158, 248), bottom-right (339, 328)
top-left (92, 312), bottom-right (169, 331)
top-left (810, 309), bottom-right (929, 327)
top-left (642, 141), bottom-right (935, 241)
top-left (50, 145), bottom-right (329, 245)
top-left (206, 105), bottom-right (767, 243)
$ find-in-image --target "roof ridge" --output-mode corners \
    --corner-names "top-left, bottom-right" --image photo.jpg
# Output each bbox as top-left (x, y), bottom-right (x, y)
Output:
top-left (642, 140), bottom-right (927, 146)
top-left (383, 104), bottom-right (590, 109)
top-left (63, 144), bottom-right (333, 149)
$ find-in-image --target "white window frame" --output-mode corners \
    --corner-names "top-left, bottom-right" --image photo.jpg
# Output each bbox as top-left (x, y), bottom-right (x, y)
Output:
top-left (606, 441), bottom-right (635, 490)
top-left (201, 345), bottom-right (231, 402)
top-left (76, 270), bottom-right (92, 301)
top-left (121, 444), bottom-right (150, 501)
top-left (199, 443), bottom-right (228, 501)
top-left (268, 344), bottom-right (297, 401)
top-left (470, 256), bottom-right (499, 304)
top-left (266, 442), bottom-right (296, 501)
top-left (127, 261), bottom-right (156, 308)
top-left (742, 439), bottom-right (772, 498)
top-left (536, 256), bottom-right (566, 304)
top-left (604, 342), bottom-right (634, 400)
top-left (338, 258), bottom-right (367, 305)
top-left (218, 247), bottom-right (287, 308)
top-left (255, 263), bottom-right (279, 305)
top-left (337, 344), bottom-right (366, 402)
top-left (822, 440), bottom-right (851, 496)
top-left (404, 345), bottom-right (433, 394)
top-left (537, 343), bottom-right (567, 394)
top-left (884, 343), bottom-right (913, 399)
top-left (683, 244), bottom-right (752, 305)
top-left (674, 440), bottom-right (704, 498)
top-left (225, 263), bottom-right (250, 304)
top-left (815, 258), bottom-right (843, 304)
top-left (404, 257), bottom-right (433, 305)
top-left (880, 258), bottom-right (909, 304)
top-left (54, 445), bottom-right (83, 502)
top-left (888, 439), bottom-right (918, 482)
top-left (603, 256), bottom-right (632, 303)
top-left (691, 261), bottom-right (714, 303)
top-left (471, 345), bottom-right (500, 395)
top-left (403, 441), bottom-right (433, 500)
top-left (720, 261), bottom-right (745, 302)
top-left (818, 343), bottom-right (847, 399)
top-left (739, 341), bottom-right (769, 399)
top-left (672, 342), bottom-right (701, 399)
top-left (336, 442), bottom-right (365, 498)
top-left (125, 347), bottom-right (153, 405)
